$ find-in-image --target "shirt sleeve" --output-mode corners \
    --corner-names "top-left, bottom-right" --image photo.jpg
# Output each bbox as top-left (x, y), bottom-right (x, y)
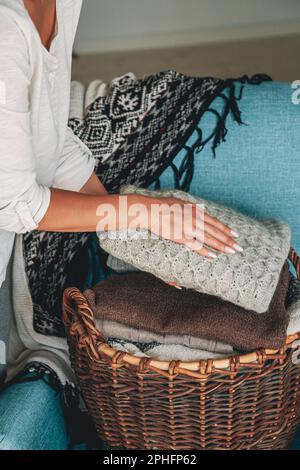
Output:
top-left (52, 126), bottom-right (95, 191)
top-left (0, 13), bottom-right (51, 234)
top-left (52, 0), bottom-right (95, 192)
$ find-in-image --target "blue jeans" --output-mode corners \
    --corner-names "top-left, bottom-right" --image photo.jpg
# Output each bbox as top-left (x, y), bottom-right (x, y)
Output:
top-left (0, 375), bottom-right (68, 450)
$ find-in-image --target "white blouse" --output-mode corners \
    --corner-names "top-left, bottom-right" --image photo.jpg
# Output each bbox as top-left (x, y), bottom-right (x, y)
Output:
top-left (0, 0), bottom-right (95, 287)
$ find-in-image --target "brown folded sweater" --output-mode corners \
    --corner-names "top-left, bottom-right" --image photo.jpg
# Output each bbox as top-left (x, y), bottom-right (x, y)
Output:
top-left (84, 263), bottom-right (291, 352)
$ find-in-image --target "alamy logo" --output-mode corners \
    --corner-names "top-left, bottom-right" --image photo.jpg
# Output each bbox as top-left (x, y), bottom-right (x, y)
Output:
top-left (291, 81), bottom-right (300, 105)
top-left (0, 340), bottom-right (6, 365)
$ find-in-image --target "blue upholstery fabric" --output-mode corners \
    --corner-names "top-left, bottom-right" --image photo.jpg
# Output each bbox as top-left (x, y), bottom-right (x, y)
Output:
top-left (158, 81), bottom-right (300, 253)
top-left (158, 80), bottom-right (300, 449)
top-left (0, 375), bottom-right (68, 450)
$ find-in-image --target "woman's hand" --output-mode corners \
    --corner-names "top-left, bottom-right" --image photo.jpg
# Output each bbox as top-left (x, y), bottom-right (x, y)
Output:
top-left (137, 195), bottom-right (242, 258)
top-left (38, 185), bottom-right (242, 259)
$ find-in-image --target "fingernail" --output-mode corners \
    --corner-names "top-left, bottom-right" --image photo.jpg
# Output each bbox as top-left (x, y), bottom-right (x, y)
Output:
top-left (231, 230), bottom-right (239, 238)
top-left (233, 243), bottom-right (243, 253)
top-left (225, 247), bottom-right (235, 254)
top-left (208, 251), bottom-right (217, 258)
top-left (167, 282), bottom-right (182, 290)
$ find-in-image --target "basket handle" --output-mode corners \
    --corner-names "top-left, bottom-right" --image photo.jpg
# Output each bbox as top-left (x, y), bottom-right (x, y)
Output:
top-left (63, 287), bottom-right (107, 358)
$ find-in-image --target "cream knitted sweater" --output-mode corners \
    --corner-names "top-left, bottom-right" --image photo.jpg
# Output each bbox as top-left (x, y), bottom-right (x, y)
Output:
top-left (100, 186), bottom-right (291, 313)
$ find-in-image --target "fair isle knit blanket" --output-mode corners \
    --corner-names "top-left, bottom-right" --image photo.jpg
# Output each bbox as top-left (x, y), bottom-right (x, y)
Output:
top-left (22, 70), bottom-right (271, 338)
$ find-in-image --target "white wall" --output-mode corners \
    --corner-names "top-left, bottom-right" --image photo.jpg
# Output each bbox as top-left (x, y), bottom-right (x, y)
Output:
top-left (75, 0), bottom-right (300, 53)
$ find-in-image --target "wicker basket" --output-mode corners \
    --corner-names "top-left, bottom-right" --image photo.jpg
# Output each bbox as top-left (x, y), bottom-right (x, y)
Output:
top-left (63, 249), bottom-right (300, 450)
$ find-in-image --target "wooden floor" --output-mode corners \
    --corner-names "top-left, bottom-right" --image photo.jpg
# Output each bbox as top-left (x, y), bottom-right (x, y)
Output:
top-left (72, 34), bottom-right (300, 84)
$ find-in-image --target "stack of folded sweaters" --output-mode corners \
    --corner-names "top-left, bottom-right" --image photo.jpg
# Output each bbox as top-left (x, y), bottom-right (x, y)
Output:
top-left (84, 267), bottom-right (300, 361)
top-left (83, 186), bottom-right (300, 361)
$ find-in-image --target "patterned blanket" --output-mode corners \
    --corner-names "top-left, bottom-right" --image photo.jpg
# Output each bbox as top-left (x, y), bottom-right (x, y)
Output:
top-left (22, 70), bottom-right (271, 337)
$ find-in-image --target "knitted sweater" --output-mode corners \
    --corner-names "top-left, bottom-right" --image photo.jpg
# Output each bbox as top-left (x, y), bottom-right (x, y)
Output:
top-left (99, 186), bottom-right (291, 313)
top-left (93, 318), bottom-right (234, 354)
top-left (84, 263), bottom-right (291, 352)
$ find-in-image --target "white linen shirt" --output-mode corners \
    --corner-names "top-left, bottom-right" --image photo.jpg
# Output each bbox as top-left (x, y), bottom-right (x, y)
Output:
top-left (0, 0), bottom-right (95, 287)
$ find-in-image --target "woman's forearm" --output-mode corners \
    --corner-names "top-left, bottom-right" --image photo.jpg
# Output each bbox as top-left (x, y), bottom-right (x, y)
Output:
top-left (38, 172), bottom-right (139, 233)
top-left (37, 187), bottom-right (145, 233)
top-left (79, 172), bottom-right (107, 196)
top-left (37, 173), bottom-right (241, 257)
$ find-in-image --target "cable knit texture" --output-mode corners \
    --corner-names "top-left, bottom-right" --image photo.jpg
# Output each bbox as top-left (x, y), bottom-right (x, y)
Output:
top-left (99, 185), bottom-right (291, 313)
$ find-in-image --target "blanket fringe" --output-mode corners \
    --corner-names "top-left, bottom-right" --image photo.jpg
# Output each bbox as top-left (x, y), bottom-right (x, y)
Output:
top-left (168, 74), bottom-right (271, 192)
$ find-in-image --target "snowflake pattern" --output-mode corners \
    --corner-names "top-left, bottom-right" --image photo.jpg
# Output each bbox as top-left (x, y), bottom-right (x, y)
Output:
top-left (117, 93), bottom-right (140, 112)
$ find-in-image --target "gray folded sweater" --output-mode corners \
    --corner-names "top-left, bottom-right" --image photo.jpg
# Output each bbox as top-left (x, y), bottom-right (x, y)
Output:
top-left (95, 318), bottom-right (234, 354)
top-left (107, 339), bottom-right (233, 361)
top-left (99, 186), bottom-right (291, 313)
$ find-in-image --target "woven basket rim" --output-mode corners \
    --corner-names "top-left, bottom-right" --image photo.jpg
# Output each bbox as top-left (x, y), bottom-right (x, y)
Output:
top-left (63, 248), bottom-right (300, 375)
